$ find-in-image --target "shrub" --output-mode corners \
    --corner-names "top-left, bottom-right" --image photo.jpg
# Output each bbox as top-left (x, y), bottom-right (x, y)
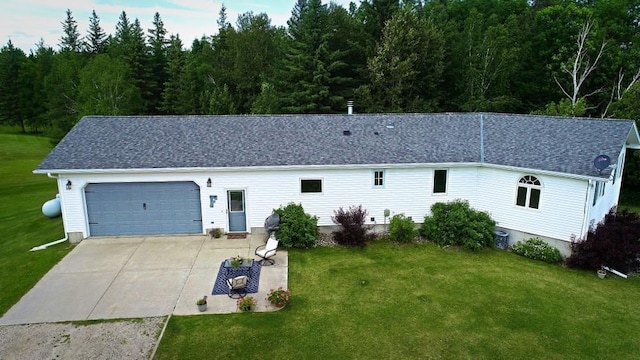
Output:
top-left (274, 202), bottom-right (319, 248)
top-left (566, 209), bottom-right (640, 273)
top-left (332, 205), bottom-right (370, 247)
top-left (421, 200), bottom-right (496, 251)
top-left (511, 237), bottom-right (563, 264)
top-left (388, 214), bottom-right (418, 243)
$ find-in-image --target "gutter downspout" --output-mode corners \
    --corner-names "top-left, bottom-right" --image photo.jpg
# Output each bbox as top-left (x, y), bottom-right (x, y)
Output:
top-left (580, 180), bottom-right (592, 240)
top-left (31, 173), bottom-right (68, 251)
top-left (30, 236), bottom-right (68, 251)
top-left (479, 114), bottom-right (485, 163)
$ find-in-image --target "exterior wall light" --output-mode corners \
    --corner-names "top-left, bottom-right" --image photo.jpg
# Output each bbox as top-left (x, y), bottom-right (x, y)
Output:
top-left (207, 178), bottom-right (212, 187)
top-left (66, 180), bottom-right (72, 190)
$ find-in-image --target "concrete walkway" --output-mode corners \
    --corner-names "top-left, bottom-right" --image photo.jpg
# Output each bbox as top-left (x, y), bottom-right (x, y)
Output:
top-left (0, 235), bottom-right (288, 325)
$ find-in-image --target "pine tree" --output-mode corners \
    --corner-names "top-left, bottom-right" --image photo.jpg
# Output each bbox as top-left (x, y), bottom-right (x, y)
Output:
top-left (110, 12), bottom-right (151, 114)
top-left (147, 12), bottom-right (168, 114)
top-left (0, 40), bottom-right (29, 131)
top-left (280, 0), bottom-right (334, 113)
top-left (161, 35), bottom-right (186, 114)
top-left (208, 4), bottom-right (237, 114)
top-left (109, 11), bottom-right (132, 58)
top-left (130, 19), bottom-right (153, 113)
top-left (30, 39), bottom-right (56, 131)
top-left (85, 10), bottom-right (107, 55)
top-left (59, 9), bottom-right (81, 53)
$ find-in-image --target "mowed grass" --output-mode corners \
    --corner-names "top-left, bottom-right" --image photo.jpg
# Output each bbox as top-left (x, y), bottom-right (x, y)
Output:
top-left (156, 242), bottom-right (640, 360)
top-left (0, 132), bottom-right (70, 315)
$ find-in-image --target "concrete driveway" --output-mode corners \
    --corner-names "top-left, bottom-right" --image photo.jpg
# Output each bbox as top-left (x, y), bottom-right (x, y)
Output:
top-left (0, 235), bottom-right (288, 325)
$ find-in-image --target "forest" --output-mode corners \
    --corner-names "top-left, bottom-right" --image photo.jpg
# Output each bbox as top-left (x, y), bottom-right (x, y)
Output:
top-left (1, 0), bottom-right (640, 187)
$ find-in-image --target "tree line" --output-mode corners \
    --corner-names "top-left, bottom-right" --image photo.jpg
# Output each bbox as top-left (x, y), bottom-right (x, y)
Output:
top-left (1, 0), bottom-right (640, 141)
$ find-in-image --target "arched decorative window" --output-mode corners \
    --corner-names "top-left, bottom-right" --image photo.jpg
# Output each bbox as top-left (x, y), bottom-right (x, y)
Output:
top-left (516, 175), bottom-right (541, 209)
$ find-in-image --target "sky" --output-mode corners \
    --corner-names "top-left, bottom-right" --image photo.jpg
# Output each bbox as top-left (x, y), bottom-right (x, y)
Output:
top-left (1, 0), bottom-right (354, 53)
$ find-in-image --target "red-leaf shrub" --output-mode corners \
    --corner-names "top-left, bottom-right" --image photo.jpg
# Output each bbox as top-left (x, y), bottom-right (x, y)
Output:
top-left (566, 209), bottom-right (640, 273)
top-left (332, 205), bottom-right (370, 247)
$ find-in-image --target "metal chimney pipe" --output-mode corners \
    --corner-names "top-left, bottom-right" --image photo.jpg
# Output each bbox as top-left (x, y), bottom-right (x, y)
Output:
top-left (347, 100), bottom-right (354, 115)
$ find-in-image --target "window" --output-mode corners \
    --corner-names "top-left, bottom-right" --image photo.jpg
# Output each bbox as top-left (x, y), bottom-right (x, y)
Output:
top-left (301, 179), bottom-right (322, 193)
top-left (516, 175), bottom-right (541, 209)
top-left (593, 181), bottom-right (600, 206)
top-left (433, 169), bottom-right (447, 193)
top-left (374, 170), bottom-right (384, 187)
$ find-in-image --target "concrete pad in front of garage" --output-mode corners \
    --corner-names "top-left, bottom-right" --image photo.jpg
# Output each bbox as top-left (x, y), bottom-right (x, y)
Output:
top-left (0, 234), bottom-right (288, 325)
top-left (123, 236), bottom-right (203, 270)
top-left (50, 240), bottom-right (141, 273)
top-left (89, 269), bottom-right (190, 320)
top-left (0, 271), bottom-right (119, 325)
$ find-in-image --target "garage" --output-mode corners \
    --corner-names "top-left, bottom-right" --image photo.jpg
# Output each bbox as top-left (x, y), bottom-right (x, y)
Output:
top-left (85, 182), bottom-right (202, 236)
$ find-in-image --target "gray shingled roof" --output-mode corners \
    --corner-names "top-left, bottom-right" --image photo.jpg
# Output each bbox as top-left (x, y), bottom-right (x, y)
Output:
top-left (35, 113), bottom-right (636, 178)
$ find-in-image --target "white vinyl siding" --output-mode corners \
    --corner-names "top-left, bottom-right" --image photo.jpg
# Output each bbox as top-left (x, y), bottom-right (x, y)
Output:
top-left (57, 162), bottom-right (620, 244)
top-left (474, 168), bottom-right (586, 243)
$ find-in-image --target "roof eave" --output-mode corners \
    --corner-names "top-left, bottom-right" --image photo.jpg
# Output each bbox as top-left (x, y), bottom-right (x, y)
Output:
top-left (35, 161), bottom-right (607, 181)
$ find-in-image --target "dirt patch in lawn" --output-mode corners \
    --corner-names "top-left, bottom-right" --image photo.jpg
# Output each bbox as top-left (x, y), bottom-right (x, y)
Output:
top-left (0, 317), bottom-right (165, 360)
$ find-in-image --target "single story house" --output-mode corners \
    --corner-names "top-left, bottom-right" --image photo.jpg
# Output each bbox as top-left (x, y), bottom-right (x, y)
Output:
top-left (35, 113), bottom-right (640, 255)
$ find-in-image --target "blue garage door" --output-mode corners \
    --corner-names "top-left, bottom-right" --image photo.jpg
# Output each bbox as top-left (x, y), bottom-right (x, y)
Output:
top-left (85, 182), bottom-right (202, 236)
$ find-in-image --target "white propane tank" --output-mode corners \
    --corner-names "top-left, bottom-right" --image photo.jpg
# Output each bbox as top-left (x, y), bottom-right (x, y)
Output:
top-left (42, 194), bottom-right (61, 218)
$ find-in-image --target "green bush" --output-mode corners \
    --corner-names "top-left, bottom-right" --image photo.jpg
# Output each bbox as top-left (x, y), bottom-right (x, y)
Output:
top-left (388, 214), bottom-right (418, 243)
top-left (511, 237), bottom-right (563, 264)
top-left (274, 203), bottom-right (319, 248)
top-left (420, 200), bottom-right (496, 251)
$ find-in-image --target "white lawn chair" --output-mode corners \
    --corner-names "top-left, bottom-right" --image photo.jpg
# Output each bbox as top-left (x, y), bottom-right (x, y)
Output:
top-left (255, 234), bottom-right (279, 266)
top-left (226, 275), bottom-right (249, 298)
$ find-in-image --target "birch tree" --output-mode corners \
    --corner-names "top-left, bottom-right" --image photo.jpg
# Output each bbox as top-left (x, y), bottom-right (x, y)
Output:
top-left (553, 19), bottom-right (606, 108)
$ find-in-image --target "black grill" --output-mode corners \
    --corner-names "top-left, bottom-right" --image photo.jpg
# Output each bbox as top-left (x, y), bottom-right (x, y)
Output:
top-left (264, 213), bottom-right (280, 234)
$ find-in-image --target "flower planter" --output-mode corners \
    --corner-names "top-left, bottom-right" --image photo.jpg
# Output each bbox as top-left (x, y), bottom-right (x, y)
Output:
top-left (237, 296), bottom-right (256, 312)
top-left (197, 295), bottom-right (208, 312)
top-left (597, 270), bottom-right (606, 279)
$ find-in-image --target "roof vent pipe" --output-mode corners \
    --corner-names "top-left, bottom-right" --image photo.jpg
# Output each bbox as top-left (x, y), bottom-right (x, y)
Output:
top-left (347, 100), bottom-right (354, 115)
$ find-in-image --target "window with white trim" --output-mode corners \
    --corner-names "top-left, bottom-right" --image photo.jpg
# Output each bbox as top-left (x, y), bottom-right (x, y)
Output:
top-left (516, 175), bottom-right (541, 209)
top-left (433, 169), bottom-right (447, 193)
top-left (301, 179), bottom-right (322, 193)
top-left (373, 170), bottom-right (385, 187)
top-left (593, 181), bottom-right (601, 206)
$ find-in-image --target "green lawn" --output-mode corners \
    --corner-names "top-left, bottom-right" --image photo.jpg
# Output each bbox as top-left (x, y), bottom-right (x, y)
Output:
top-left (155, 242), bottom-right (640, 359)
top-left (0, 131), bottom-right (70, 315)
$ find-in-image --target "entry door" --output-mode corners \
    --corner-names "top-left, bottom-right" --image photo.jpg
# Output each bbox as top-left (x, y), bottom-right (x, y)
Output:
top-left (227, 190), bottom-right (246, 232)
